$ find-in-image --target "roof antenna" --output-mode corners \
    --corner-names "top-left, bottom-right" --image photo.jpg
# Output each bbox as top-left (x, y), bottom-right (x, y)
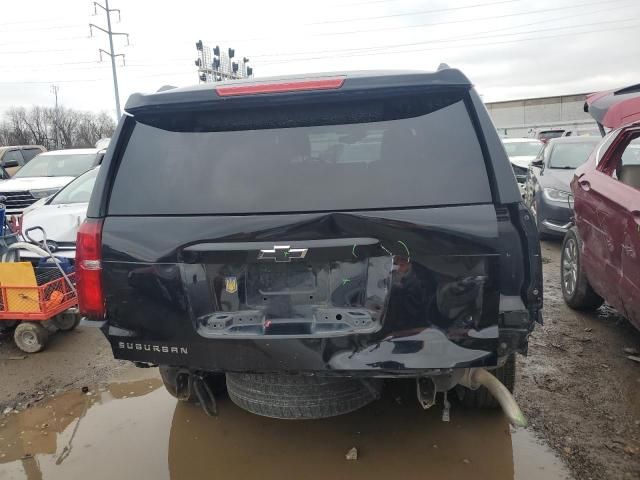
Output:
top-left (157, 85), bottom-right (177, 92)
top-left (437, 63), bottom-right (450, 71)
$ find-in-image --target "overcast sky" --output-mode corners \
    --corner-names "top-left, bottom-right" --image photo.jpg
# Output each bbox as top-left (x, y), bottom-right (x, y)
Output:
top-left (1, 0), bottom-right (639, 118)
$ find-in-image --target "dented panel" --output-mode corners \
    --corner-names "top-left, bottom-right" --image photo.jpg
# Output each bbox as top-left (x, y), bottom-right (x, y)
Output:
top-left (101, 204), bottom-right (535, 372)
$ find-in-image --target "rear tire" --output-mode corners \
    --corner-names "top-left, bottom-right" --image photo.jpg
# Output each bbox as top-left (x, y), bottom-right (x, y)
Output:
top-left (159, 366), bottom-right (226, 402)
top-left (460, 355), bottom-right (515, 408)
top-left (14, 322), bottom-right (49, 353)
top-left (226, 373), bottom-right (382, 419)
top-left (53, 313), bottom-right (81, 332)
top-left (561, 227), bottom-right (603, 310)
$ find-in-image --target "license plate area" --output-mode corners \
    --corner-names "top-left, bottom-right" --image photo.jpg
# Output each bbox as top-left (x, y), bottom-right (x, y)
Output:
top-left (187, 255), bottom-right (392, 338)
top-left (247, 263), bottom-right (320, 298)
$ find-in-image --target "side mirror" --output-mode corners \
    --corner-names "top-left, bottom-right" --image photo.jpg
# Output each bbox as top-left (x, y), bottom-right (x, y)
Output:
top-left (531, 159), bottom-right (544, 168)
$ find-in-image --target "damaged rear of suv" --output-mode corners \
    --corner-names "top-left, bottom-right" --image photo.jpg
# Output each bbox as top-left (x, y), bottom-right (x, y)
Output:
top-left (78, 69), bottom-right (542, 425)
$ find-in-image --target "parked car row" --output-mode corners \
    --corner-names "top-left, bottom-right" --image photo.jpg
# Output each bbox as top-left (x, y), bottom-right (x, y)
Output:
top-left (562, 83), bottom-right (640, 332)
top-left (0, 147), bottom-right (105, 261)
top-left (502, 82), bottom-right (640, 337)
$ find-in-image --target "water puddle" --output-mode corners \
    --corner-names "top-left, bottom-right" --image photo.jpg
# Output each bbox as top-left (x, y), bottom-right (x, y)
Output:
top-left (0, 369), bottom-right (571, 480)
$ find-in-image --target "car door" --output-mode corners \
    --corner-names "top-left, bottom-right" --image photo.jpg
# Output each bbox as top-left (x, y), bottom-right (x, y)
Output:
top-left (605, 129), bottom-right (640, 327)
top-left (572, 131), bottom-right (626, 308)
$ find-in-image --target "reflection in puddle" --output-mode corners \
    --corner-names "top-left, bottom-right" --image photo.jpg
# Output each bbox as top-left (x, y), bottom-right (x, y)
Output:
top-left (0, 370), bottom-right (571, 480)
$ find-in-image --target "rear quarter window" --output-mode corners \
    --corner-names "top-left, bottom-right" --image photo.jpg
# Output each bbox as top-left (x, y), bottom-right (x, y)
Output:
top-left (109, 94), bottom-right (492, 215)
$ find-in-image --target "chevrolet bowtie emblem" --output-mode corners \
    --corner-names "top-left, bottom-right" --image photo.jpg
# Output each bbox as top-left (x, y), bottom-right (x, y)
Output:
top-left (258, 245), bottom-right (308, 263)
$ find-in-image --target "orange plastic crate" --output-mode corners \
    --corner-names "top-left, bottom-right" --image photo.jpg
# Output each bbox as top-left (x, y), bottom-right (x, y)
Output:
top-left (0, 272), bottom-right (77, 320)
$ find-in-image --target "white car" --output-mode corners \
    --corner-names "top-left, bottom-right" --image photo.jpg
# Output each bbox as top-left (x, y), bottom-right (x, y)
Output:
top-left (20, 167), bottom-right (100, 260)
top-left (501, 138), bottom-right (544, 195)
top-left (0, 148), bottom-right (102, 215)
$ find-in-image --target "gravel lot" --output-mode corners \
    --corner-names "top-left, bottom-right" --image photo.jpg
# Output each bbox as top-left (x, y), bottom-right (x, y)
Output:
top-left (0, 240), bottom-right (639, 479)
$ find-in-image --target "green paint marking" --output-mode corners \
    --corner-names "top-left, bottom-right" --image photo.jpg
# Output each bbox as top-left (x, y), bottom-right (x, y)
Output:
top-left (342, 278), bottom-right (351, 286)
top-left (397, 240), bottom-right (410, 260)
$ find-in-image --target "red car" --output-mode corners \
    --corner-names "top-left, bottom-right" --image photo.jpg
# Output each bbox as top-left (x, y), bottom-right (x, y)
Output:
top-left (561, 84), bottom-right (640, 330)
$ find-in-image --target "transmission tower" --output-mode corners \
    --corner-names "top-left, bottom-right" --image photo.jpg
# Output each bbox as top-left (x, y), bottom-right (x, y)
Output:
top-left (89, 0), bottom-right (129, 118)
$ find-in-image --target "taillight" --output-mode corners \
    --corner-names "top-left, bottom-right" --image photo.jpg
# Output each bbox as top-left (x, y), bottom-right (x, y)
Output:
top-left (215, 77), bottom-right (345, 96)
top-left (76, 218), bottom-right (104, 318)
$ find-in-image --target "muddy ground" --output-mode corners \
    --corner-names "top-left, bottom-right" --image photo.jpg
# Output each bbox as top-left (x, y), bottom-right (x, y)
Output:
top-left (516, 240), bottom-right (640, 480)
top-left (0, 240), bottom-right (639, 480)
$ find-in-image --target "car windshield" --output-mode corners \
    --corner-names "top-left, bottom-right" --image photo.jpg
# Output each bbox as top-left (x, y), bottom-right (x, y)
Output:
top-left (548, 142), bottom-right (599, 169)
top-left (50, 167), bottom-right (99, 205)
top-left (503, 141), bottom-right (543, 157)
top-left (13, 153), bottom-right (96, 178)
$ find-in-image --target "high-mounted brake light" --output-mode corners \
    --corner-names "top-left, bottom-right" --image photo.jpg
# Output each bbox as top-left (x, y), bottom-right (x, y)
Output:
top-left (216, 78), bottom-right (345, 97)
top-left (76, 218), bottom-right (104, 319)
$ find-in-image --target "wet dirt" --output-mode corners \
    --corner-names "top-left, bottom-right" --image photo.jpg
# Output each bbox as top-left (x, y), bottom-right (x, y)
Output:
top-left (516, 240), bottom-right (640, 480)
top-left (0, 327), bottom-right (127, 412)
top-left (0, 368), bottom-right (570, 480)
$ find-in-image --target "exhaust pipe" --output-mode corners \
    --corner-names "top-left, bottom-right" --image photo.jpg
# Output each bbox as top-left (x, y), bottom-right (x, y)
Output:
top-left (460, 368), bottom-right (528, 428)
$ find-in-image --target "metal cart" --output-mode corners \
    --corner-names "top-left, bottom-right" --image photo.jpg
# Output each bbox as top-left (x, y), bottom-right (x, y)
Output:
top-left (0, 224), bottom-right (79, 353)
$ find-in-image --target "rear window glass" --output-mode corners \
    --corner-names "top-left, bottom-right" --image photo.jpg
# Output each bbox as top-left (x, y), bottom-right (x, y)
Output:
top-left (109, 97), bottom-right (492, 215)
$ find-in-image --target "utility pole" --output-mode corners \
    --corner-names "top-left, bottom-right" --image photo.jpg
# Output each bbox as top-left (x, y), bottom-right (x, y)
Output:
top-left (90, 0), bottom-right (129, 119)
top-left (50, 85), bottom-right (60, 149)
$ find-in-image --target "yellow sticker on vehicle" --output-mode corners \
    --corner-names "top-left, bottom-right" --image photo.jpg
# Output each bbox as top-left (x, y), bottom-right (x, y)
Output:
top-left (225, 276), bottom-right (238, 294)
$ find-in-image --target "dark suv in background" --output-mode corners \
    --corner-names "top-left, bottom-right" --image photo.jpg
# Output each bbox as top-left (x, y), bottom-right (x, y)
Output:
top-left (78, 69), bottom-right (541, 425)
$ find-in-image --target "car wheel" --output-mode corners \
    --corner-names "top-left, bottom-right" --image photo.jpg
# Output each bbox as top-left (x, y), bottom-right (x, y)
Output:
top-left (459, 354), bottom-right (515, 408)
top-left (561, 227), bottom-right (603, 310)
top-left (159, 366), bottom-right (226, 402)
top-left (226, 373), bottom-right (383, 419)
top-left (53, 312), bottom-right (81, 331)
top-left (14, 322), bottom-right (49, 353)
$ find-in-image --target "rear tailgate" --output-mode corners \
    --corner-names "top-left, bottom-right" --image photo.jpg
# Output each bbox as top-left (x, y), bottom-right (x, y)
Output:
top-left (97, 77), bottom-right (532, 372)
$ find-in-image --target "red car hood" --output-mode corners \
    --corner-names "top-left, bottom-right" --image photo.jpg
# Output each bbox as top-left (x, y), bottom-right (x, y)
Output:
top-left (584, 83), bottom-right (640, 129)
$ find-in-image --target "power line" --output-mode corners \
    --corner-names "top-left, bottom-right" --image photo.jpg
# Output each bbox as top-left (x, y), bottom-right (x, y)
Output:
top-left (0, 16), bottom-right (71, 27)
top-left (3, 19), bottom-right (637, 86)
top-left (303, 0), bottom-right (527, 25)
top-left (0, 23), bottom-right (85, 34)
top-left (214, 0), bottom-right (628, 44)
top-left (0, 35), bottom-right (88, 48)
top-left (3, 7), bottom-right (632, 75)
top-left (248, 4), bottom-right (636, 59)
top-left (259, 21), bottom-right (640, 66)
top-left (254, 15), bottom-right (639, 61)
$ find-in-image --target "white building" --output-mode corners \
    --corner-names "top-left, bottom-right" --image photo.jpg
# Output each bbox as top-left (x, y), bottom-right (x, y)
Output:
top-left (485, 93), bottom-right (599, 138)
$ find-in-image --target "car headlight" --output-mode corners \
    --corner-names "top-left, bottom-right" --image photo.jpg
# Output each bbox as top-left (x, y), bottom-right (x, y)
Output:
top-left (29, 188), bottom-right (59, 199)
top-left (543, 187), bottom-right (571, 203)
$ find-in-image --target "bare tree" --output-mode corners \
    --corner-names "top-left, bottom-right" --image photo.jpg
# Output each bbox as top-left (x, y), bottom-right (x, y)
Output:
top-left (0, 106), bottom-right (115, 149)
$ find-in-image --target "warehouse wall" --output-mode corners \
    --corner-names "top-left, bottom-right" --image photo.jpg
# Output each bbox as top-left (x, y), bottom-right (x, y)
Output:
top-left (485, 94), bottom-right (599, 137)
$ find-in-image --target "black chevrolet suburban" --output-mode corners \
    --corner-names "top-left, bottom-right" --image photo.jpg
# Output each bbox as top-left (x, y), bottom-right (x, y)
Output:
top-left (78, 69), bottom-right (542, 425)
